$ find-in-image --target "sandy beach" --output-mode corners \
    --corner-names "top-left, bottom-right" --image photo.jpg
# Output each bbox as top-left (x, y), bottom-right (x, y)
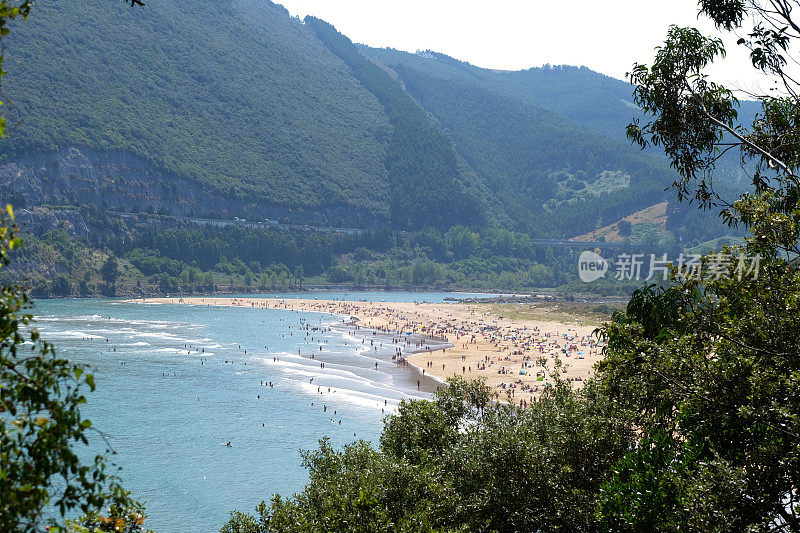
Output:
top-left (133, 296), bottom-right (606, 406)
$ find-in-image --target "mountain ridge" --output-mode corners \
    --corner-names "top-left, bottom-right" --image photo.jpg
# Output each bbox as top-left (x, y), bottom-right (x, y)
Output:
top-left (0, 0), bottom-right (705, 239)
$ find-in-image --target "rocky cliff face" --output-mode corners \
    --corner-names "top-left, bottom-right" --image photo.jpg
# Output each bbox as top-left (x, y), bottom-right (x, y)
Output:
top-left (0, 147), bottom-right (377, 227)
top-left (14, 206), bottom-right (92, 239)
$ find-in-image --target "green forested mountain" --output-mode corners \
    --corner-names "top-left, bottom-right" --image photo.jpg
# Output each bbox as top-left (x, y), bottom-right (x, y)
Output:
top-left (394, 64), bottom-right (670, 234)
top-left (363, 46), bottom-right (760, 210)
top-left (303, 17), bottom-right (492, 230)
top-left (0, 0), bottom-right (753, 296)
top-left (363, 48), bottom-right (646, 140)
top-left (1, 0), bottom-right (393, 220)
top-left (0, 0), bottom-right (691, 237)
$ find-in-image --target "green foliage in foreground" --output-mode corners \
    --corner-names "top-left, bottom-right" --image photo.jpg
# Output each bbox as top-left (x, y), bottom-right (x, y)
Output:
top-left (0, 207), bottom-right (139, 531)
top-left (66, 496), bottom-right (154, 533)
top-left (0, 1), bottom-right (154, 528)
top-left (222, 377), bottom-right (633, 532)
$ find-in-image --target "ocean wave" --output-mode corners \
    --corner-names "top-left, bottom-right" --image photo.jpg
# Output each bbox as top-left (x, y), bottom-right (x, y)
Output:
top-left (42, 330), bottom-right (104, 340)
top-left (155, 348), bottom-right (191, 354)
top-left (131, 331), bottom-right (200, 343)
top-left (267, 357), bottom-right (422, 402)
top-left (296, 381), bottom-right (400, 411)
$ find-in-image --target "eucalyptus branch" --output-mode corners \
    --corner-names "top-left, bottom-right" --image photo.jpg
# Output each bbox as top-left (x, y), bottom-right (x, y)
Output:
top-left (710, 143), bottom-right (741, 164)
top-left (714, 326), bottom-right (792, 357)
top-left (769, 0), bottom-right (800, 36)
top-left (777, 506), bottom-right (800, 530)
top-left (686, 80), bottom-right (799, 180)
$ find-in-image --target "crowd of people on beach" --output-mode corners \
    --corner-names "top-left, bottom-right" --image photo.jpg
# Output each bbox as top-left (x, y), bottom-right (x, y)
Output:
top-left (157, 297), bottom-right (605, 408)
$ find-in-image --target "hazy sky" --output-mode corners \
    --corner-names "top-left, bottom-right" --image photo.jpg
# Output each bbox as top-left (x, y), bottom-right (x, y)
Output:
top-left (277, 0), bottom-right (762, 91)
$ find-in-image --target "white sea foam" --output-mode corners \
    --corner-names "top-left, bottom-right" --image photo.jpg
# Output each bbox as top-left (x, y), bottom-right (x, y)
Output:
top-left (131, 331), bottom-right (200, 343)
top-left (267, 355), bottom-right (422, 402)
top-left (44, 330), bottom-right (104, 340)
top-left (296, 381), bottom-right (400, 412)
top-left (155, 348), bottom-right (190, 354)
top-left (81, 327), bottom-right (137, 336)
top-left (267, 357), bottom-right (370, 382)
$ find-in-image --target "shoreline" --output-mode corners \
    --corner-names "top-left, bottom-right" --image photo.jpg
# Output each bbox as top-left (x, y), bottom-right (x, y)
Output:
top-left (129, 296), bottom-right (606, 404)
top-left (329, 315), bottom-right (451, 392)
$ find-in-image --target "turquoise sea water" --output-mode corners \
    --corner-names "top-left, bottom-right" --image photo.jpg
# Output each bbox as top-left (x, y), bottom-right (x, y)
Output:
top-left (31, 292), bottom-right (491, 531)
